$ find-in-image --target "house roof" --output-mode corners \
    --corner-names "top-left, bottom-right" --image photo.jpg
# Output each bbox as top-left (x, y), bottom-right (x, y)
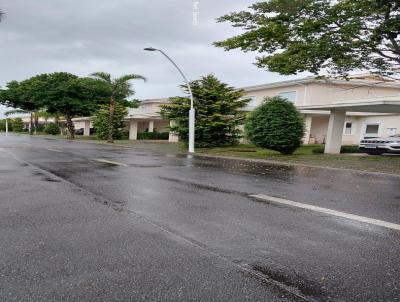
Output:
top-left (241, 76), bottom-right (400, 92)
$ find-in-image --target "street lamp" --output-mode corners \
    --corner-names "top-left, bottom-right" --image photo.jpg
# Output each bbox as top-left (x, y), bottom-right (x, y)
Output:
top-left (144, 47), bottom-right (195, 153)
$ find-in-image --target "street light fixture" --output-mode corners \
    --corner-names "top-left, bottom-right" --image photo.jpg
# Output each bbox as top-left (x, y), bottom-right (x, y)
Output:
top-left (144, 47), bottom-right (195, 153)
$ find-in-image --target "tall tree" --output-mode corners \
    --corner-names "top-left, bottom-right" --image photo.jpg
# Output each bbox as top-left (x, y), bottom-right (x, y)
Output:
top-left (0, 73), bottom-right (110, 138)
top-left (160, 74), bottom-right (250, 147)
top-left (214, 0), bottom-right (400, 76)
top-left (90, 72), bottom-right (146, 143)
top-left (0, 80), bottom-right (42, 134)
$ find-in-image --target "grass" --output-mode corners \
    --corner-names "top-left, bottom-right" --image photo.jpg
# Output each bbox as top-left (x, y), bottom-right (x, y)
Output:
top-left (11, 132), bottom-right (400, 175)
top-left (196, 144), bottom-right (400, 175)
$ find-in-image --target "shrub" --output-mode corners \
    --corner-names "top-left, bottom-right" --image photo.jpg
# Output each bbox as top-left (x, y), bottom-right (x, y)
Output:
top-left (138, 132), bottom-right (169, 140)
top-left (35, 124), bottom-right (45, 132)
top-left (44, 123), bottom-right (60, 135)
top-left (93, 104), bottom-right (127, 140)
top-left (11, 117), bottom-right (24, 132)
top-left (245, 96), bottom-right (304, 154)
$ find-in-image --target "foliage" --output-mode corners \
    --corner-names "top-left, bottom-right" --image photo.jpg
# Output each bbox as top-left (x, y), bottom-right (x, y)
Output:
top-left (215, 0), bottom-right (400, 76)
top-left (0, 119), bottom-right (11, 131)
top-left (93, 104), bottom-right (127, 140)
top-left (0, 72), bottom-right (110, 138)
top-left (11, 117), bottom-right (24, 132)
top-left (44, 123), bottom-right (60, 135)
top-left (138, 132), bottom-right (169, 140)
top-left (245, 96), bottom-right (304, 154)
top-left (160, 74), bottom-right (250, 147)
top-left (90, 72), bottom-right (146, 142)
top-left (312, 145), bottom-right (361, 154)
top-left (35, 124), bottom-right (45, 132)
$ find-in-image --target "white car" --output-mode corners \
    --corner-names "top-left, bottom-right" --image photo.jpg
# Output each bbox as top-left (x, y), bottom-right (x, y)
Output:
top-left (359, 135), bottom-right (400, 155)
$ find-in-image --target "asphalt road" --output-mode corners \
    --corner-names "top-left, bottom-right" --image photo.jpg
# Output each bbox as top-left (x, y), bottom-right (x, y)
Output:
top-left (1, 134), bottom-right (400, 301)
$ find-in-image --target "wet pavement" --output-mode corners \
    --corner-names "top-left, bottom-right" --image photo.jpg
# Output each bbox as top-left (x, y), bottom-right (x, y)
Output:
top-left (1, 134), bottom-right (400, 301)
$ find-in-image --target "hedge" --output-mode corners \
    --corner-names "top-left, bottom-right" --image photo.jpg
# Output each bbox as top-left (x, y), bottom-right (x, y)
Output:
top-left (137, 132), bottom-right (169, 140)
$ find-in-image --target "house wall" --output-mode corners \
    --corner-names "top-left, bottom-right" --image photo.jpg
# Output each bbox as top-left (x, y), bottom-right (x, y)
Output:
top-left (306, 83), bottom-right (400, 105)
top-left (309, 114), bottom-right (400, 145)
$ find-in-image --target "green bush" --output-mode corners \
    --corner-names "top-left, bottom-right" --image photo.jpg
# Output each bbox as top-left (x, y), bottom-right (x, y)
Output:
top-left (93, 104), bottom-right (127, 140)
top-left (312, 145), bottom-right (361, 154)
top-left (11, 117), bottom-right (24, 132)
top-left (138, 132), bottom-right (169, 140)
top-left (44, 123), bottom-right (60, 135)
top-left (245, 96), bottom-right (304, 154)
top-left (35, 124), bottom-right (45, 132)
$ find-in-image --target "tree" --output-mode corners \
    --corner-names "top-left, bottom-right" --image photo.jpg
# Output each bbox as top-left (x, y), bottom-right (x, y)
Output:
top-left (90, 72), bottom-right (146, 143)
top-left (0, 80), bottom-right (42, 134)
top-left (93, 104), bottom-right (127, 140)
top-left (11, 117), bottom-right (24, 132)
top-left (245, 96), bottom-right (304, 154)
top-left (0, 9), bottom-right (4, 22)
top-left (160, 74), bottom-right (250, 147)
top-left (215, 0), bottom-right (400, 76)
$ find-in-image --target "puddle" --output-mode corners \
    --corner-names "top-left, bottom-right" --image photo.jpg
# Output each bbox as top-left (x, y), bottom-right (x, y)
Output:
top-left (41, 176), bottom-right (62, 182)
top-left (252, 263), bottom-right (328, 300)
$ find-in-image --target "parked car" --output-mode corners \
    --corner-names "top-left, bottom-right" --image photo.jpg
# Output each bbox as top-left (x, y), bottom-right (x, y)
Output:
top-left (359, 135), bottom-right (400, 155)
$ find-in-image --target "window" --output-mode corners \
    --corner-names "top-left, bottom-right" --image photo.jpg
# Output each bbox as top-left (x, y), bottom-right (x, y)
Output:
top-left (278, 91), bottom-right (297, 103)
top-left (344, 122), bottom-right (353, 135)
top-left (365, 124), bottom-right (379, 134)
top-left (243, 96), bottom-right (257, 107)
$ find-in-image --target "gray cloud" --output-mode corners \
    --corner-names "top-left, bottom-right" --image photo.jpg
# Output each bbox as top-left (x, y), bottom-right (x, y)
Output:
top-left (0, 0), bottom-right (304, 117)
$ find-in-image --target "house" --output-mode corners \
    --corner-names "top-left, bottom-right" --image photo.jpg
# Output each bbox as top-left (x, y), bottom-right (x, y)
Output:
top-left (73, 98), bottom-right (177, 141)
top-left (74, 73), bottom-right (400, 154)
top-left (241, 74), bottom-right (400, 153)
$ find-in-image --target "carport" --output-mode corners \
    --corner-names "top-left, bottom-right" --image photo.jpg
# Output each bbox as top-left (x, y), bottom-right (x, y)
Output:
top-left (298, 97), bottom-right (400, 154)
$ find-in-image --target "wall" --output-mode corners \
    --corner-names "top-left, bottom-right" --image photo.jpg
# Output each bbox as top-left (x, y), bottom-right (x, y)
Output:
top-left (306, 83), bottom-right (400, 105)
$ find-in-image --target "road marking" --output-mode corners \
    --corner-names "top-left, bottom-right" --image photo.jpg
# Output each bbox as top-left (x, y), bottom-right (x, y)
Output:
top-left (93, 158), bottom-right (128, 167)
top-left (46, 148), bottom-right (64, 153)
top-left (250, 194), bottom-right (400, 231)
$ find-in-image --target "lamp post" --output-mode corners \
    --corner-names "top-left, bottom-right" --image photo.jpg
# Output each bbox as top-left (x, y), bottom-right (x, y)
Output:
top-left (144, 47), bottom-right (195, 153)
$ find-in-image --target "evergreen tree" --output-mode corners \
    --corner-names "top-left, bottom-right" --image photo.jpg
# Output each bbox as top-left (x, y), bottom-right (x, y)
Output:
top-left (160, 74), bottom-right (250, 147)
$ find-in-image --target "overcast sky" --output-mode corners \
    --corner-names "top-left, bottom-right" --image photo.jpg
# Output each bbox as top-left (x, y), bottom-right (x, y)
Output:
top-left (0, 0), bottom-right (305, 117)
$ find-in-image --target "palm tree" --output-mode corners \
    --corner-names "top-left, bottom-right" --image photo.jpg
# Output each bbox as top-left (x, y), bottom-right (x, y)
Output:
top-left (90, 72), bottom-right (146, 142)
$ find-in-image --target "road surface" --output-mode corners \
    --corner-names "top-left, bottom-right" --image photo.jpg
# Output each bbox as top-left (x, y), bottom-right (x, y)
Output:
top-left (1, 134), bottom-right (399, 301)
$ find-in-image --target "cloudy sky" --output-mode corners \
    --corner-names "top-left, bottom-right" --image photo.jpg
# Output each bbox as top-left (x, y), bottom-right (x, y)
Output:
top-left (0, 0), bottom-right (305, 117)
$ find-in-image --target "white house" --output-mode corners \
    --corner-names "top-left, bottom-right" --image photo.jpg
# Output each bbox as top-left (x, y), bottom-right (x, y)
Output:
top-left (73, 73), bottom-right (400, 154)
top-left (241, 74), bottom-right (400, 153)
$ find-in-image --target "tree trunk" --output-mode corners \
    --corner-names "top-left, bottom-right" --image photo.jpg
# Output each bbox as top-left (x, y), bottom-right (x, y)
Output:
top-left (29, 112), bottom-right (34, 135)
top-left (66, 114), bottom-right (75, 139)
top-left (108, 96), bottom-right (115, 143)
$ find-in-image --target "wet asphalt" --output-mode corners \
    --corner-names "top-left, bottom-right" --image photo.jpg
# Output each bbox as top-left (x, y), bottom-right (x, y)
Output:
top-left (1, 134), bottom-right (399, 301)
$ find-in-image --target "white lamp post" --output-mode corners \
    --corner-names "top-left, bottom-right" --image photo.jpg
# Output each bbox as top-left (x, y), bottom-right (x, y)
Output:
top-left (144, 47), bottom-right (195, 153)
